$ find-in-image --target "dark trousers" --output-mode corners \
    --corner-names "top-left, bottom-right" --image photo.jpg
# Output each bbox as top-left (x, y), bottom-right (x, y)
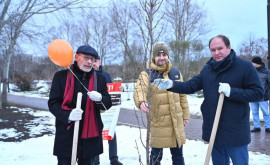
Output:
top-left (212, 144), bottom-right (248, 165)
top-left (93, 133), bottom-right (118, 164)
top-left (57, 156), bottom-right (94, 165)
top-left (150, 145), bottom-right (185, 165)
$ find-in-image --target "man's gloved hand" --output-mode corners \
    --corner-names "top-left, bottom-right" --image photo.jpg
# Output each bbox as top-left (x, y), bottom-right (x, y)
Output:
top-left (87, 91), bottom-right (102, 101)
top-left (68, 108), bottom-right (83, 121)
top-left (218, 83), bottom-right (231, 97)
top-left (153, 79), bottom-right (173, 90)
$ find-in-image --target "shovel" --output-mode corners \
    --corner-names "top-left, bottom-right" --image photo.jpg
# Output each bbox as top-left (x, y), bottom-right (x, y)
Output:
top-left (204, 93), bottom-right (225, 165)
top-left (71, 92), bottom-right (82, 165)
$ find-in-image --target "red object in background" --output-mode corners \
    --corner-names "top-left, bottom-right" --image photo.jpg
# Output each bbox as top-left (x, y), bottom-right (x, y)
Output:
top-left (107, 82), bottom-right (122, 92)
top-left (102, 130), bottom-right (113, 140)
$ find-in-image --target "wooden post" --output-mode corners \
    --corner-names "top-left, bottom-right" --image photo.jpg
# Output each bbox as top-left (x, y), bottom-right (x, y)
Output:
top-left (71, 92), bottom-right (82, 165)
top-left (204, 93), bottom-right (224, 165)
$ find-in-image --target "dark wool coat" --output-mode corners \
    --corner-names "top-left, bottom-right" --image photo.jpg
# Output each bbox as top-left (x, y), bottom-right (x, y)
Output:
top-left (96, 66), bottom-right (112, 83)
top-left (169, 50), bottom-right (263, 146)
top-left (255, 63), bottom-right (270, 101)
top-left (48, 62), bottom-right (112, 158)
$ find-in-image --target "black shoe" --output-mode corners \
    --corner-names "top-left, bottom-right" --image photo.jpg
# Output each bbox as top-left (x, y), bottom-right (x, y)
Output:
top-left (110, 160), bottom-right (123, 165)
top-left (251, 127), bottom-right (261, 132)
top-left (266, 128), bottom-right (270, 133)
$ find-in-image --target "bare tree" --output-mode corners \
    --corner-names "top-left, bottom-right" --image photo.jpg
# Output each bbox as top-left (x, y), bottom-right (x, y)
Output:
top-left (132, 0), bottom-right (164, 164)
top-left (0, 0), bottom-right (11, 109)
top-left (0, 74), bottom-right (2, 109)
top-left (0, 0), bottom-right (11, 36)
top-left (165, 0), bottom-right (210, 79)
top-left (108, 0), bottom-right (146, 81)
top-left (86, 9), bottom-right (112, 67)
top-left (238, 34), bottom-right (268, 60)
top-left (1, 0), bottom-right (82, 107)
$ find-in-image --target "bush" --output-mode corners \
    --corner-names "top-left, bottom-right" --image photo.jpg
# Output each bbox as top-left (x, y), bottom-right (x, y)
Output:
top-left (14, 73), bottom-right (31, 91)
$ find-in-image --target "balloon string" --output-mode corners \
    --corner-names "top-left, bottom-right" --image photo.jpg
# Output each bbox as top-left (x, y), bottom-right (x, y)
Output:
top-left (67, 67), bottom-right (108, 111)
top-left (68, 67), bottom-right (89, 92)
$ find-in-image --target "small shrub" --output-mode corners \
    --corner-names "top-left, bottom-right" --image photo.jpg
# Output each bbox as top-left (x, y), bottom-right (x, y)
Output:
top-left (14, 73), bottom-right (31, 91)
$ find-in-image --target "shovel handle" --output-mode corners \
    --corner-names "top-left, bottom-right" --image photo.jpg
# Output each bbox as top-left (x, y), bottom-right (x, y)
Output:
top-left (71, 92), bottom-right (82, 165)
top-left (204, 93), bottom-right (225, 165)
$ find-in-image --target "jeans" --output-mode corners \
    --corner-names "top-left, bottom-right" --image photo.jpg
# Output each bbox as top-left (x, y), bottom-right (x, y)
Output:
top-left (150, 146), bottom-right (185, 165)
top-left (93, 133), bottom-right (118, 164)
top-left (211, 144), bottom-right (248, 165)
top-left (57, 156), bottom-right (93, 165)
top-left (250, 101), bottom-right (270, 128)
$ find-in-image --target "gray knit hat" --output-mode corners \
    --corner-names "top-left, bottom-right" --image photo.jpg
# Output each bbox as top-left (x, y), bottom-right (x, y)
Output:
top-left (153, 43), bottom-right (169, 58)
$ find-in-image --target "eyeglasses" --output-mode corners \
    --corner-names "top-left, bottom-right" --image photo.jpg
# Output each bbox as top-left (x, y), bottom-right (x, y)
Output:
top-left (79, 54), bottom-right (96, 62)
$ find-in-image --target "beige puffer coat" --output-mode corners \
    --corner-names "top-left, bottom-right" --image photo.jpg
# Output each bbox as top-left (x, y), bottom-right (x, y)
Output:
top-left (133, 60), bottom-right (190, 148)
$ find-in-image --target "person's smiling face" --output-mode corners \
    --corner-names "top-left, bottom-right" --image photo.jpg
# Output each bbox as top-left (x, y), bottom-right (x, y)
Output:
top-left (154, 53), bottom-right (168, 66)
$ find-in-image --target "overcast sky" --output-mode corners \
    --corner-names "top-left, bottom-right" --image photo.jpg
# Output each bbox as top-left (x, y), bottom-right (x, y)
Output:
top-left (37, 0), bottom-right (268, 57)
top-left (200, 0), bottom-right (268, 50)
top-left (93, 0), bottom-right (268, 51)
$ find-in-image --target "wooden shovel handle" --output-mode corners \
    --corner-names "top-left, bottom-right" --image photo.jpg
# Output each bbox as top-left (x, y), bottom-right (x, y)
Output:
top-left (204, 93), bottom-right (225, 165)
top-left (71, 92), bottom-right (82, 165)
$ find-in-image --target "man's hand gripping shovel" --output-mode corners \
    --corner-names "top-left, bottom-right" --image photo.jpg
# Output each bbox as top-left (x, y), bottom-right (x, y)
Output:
top-left (204, 93), bottom-right (225, 165)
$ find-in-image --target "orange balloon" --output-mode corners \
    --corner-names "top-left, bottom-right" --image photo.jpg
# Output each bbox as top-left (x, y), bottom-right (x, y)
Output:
top-left (48, 39), bottom-right (74, 67)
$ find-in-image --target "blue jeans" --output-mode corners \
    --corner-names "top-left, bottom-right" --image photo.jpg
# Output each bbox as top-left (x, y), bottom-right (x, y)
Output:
top-left (93, 133), bottom-right (118, 164)
top-left (150, 146), bottom-right (185, 165)
top-left (250, 101), bottom-right (270, 128)
top-left (212, 144), bottom-right (248, 165)
top-left (57, 156), bottom-right (93, 165)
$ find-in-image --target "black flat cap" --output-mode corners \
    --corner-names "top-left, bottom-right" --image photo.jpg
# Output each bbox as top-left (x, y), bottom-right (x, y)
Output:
top-left (76, 45), bottom-right (98, 58)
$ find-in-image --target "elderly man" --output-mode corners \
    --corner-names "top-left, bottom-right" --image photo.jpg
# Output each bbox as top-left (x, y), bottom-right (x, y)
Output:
top-left (133, 43), bottom-right (190, 165)
top-left (48, 45), bottom-right (112, 165)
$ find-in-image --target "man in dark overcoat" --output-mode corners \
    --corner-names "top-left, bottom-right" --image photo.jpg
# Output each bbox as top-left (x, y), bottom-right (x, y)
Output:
top-left (48, 45), bottom-right (112, 165)
top-left (154, 35), bottom-right (263, 165)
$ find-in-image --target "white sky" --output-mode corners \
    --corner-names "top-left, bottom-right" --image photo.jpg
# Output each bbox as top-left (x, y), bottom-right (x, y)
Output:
top-left (200, 0), bottom-right (268, 50)
top-left (92, 0), bottom-right (269, 50)
top-left (96, 0), bottom-right (268, 50)
top-left (25, 0), bottom-right (268, 56)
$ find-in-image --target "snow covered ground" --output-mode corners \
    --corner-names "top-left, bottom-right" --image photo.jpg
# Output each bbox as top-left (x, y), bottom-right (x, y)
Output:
top-left (1, 82), bottom-right (270, 164)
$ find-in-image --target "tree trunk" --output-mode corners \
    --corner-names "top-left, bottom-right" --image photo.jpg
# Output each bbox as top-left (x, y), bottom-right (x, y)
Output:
top-left (0, 75), bottom-right (2, 109)
top-left (0, 0), bottom-right (11, 35)
top-left (2, 45), bottom-right (13, 107)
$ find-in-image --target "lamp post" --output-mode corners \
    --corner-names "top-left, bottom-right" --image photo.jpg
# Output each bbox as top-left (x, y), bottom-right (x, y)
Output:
top-left (267, 0), bottom-right (270, 68)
